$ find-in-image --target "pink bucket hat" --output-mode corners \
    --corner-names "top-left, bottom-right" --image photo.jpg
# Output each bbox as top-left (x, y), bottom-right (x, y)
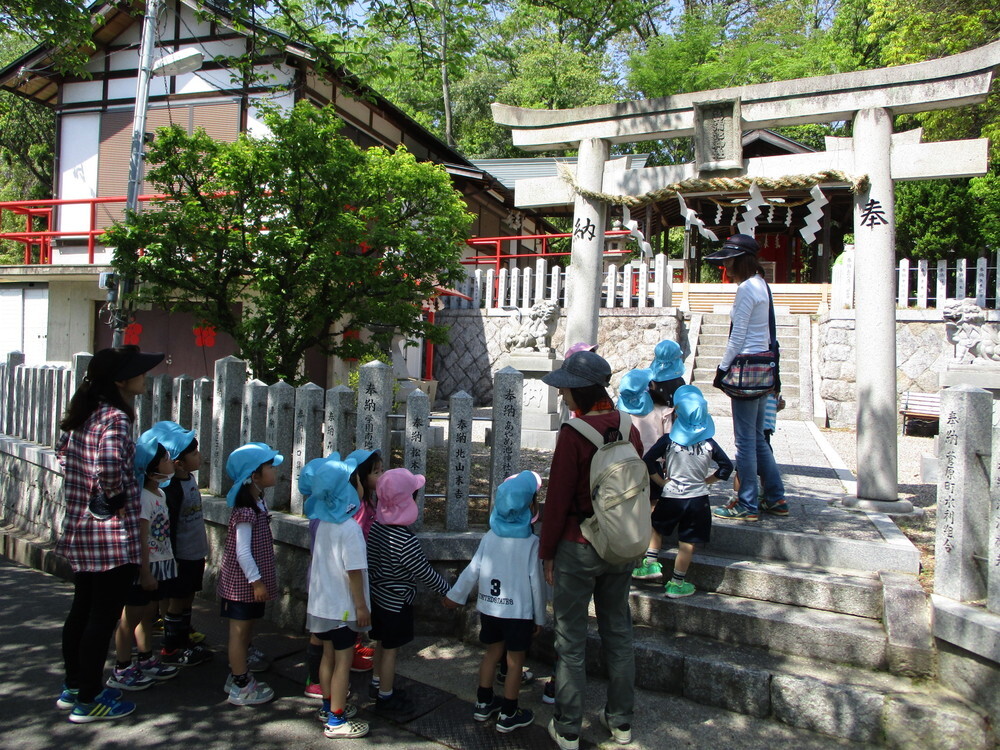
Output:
top-left (375, 468), bottom-right (425, 526)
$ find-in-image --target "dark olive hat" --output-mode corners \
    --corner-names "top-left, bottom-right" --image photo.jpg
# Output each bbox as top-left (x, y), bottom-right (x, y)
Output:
top-left (112, 347), bottom-right (165, 381)
top-left (704, 233), bottom-right (760, 262)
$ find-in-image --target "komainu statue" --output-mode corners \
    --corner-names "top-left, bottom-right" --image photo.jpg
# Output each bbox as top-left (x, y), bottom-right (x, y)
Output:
top-left (943, 298), bottom-right (1000, 363)
top-left (503, 300), bottom-right (559, 354)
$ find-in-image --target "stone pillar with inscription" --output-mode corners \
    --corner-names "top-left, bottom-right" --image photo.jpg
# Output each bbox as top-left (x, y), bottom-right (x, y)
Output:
top-left (210, 356), bottom-right (246, 498)
top-left (404, 389), bottom-right (429, 529)
top-left (990, 406), bottom-right (1000, 614)
top-left (447, 391), bottom-right (473, 531)
top-left (266, 381), bottom-right (294, 509)
top-left (490, 367), bottom-right (523, 502)
top-left (291, 383), bottom-right (324, 515)
top-left (192, 376), bottom-right (212, 488)
top-left (935, 385), bottom-right (990, 602)
top-left (356, 360), bottom-right (393, 453)
top-left (505, 354), bottom-right (563, 451)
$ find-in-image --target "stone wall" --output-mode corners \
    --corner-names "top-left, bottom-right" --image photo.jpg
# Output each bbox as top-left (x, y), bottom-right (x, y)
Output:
top-left (818, 312), bottom-right (951, 428)
top-left (434, 307), bottom-right (685, 404)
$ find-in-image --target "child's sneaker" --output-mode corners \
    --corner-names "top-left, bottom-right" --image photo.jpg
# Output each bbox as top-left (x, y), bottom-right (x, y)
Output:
top-left (106, 664), bottom-right (154, 691)
top-left (247, 643), bottom-right (271, 672)
top-left (356, 644), bottom-right (374, 659)
top-left (136, 655), bottom-right (179, 680)
top-left (665, 580), bottom-right (696, 598)
top-left (473, 695), bottom-right (503, 721)
top-left (161, 644), bottom-right (213, 667)
top-left (188, 629), bottom-right (207, 644)
top-left (542, 679), bottom-right (555, 705)
top-left (223, 673), bottom-right (234, 694)
top-left (631, 559), bottom-right (663, 579)
top-left (496, 707), bottom-right (534, 733)
top-left (495, 665), bottom-right (535, 685)
top-left (324, 715), bottom-right (369, 739)
top-left (228, 675), bottom-right (274, 706)
top-left (304, 682), bottom-right (324, 700)
top-left (56, 686), bottom-right (78, 710)
top-left (599, 711), bottom-right (632, 745)
top-left (350, 651), bottom-right (373, 672)
top-left (68, 688), bottom-right (136, 723)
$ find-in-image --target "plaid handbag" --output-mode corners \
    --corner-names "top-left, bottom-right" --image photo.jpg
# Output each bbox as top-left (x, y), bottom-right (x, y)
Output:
top-left (717, 280), bottom-right (781, 400)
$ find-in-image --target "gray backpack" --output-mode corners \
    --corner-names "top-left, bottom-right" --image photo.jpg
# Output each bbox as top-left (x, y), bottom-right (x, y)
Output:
top-left (567, 411), bottom-right (651, 565)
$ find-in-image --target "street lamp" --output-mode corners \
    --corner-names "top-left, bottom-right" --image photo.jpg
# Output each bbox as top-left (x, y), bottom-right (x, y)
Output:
top-left (111, 0), bottom-right (203, 346)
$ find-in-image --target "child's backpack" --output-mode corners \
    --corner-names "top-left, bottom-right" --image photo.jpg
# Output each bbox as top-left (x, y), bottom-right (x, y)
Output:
top-left (567, 411), bottom-right (651, 565)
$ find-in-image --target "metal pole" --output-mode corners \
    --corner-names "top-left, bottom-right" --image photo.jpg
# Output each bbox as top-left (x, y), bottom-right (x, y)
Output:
top-left (111, 0), bottom-right (160, 347)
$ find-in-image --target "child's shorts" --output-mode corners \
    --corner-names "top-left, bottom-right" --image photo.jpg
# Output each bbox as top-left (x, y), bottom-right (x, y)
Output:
top-left (124, 580), bottom-right (171, 606)
top-left (479, 613), bottom-right (534, 652)
top-left (651, 494), bottom-right (711, 545)
top-left (160, 558), bottom-right (205, 598)
top-left (220, 597), bottom-right (266, 621)
top-left (313, 625), bottom-right (357, 650)
top-left (370, 602), bottom-right (413, 649)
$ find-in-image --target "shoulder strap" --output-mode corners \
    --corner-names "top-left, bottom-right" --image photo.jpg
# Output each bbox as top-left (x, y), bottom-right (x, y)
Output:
top-left (567, 417), bottom-right (603, 448)
top-left (618, 410), bottom-right (631, 440)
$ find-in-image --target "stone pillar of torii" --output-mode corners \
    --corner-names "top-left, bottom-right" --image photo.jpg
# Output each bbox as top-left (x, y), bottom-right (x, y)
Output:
top-left (491, 41), bottom-right (1000, 507)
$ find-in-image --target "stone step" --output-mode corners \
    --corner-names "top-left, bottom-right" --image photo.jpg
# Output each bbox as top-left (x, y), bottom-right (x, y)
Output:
top-left (623, 586), bottom-right (888, 670)
top-left (652, 549), bottom-right (883, 619)
top-left (528, 625), bottom-right (991, 748)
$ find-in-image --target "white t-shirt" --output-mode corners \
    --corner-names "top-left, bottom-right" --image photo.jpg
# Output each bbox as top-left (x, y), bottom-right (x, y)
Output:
top-left (446, 531), bottom-right (546, 626)
top-left (720, 274), bottom-right (772, 370)
top-left (173, 475), bottom-right (209, 560)
top-left (307, 518), bottom-right (370, 628)
top-left (140, 487), bottom-right (174, 564)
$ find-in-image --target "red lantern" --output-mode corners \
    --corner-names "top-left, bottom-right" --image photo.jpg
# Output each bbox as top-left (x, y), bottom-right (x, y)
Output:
top-left (123, 322), bottom-right (142, 346)
top-left (193, 322), bottom-right (217, 348)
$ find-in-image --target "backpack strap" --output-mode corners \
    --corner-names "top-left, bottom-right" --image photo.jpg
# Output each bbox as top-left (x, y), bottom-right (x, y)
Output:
top-left (567, 411), bottom-right (633, 447)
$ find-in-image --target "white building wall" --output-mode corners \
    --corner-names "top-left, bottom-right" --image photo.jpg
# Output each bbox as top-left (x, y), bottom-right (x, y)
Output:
top-left (46, 281), bottom-right (102, 362)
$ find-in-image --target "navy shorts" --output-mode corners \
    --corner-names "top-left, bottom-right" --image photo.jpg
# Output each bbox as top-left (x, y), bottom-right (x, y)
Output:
top-left (370, 603), bottom-right (413, 649)
top-left (159, 558), bottom-right (205, 598)
top-left (220, 597), bottom-right (266, 621)
top-left (314, 626), bottom-right (357, 650)
top-left (651, 494), bottom-right (711, 545)
top-left (479, 613), bottom-right (534, 652)
top-left (124, 581), bottom-right (169, 606)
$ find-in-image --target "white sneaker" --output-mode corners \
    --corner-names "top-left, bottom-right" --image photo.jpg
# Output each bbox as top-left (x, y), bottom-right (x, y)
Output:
top-left (227, 675), bottom-right (274, 706)
top-left (324, 717), bottom-right (369, 738)
top-left (548, 718), bottom-right (580, 750)
top-left (599, 711), bottom-right (632, 745)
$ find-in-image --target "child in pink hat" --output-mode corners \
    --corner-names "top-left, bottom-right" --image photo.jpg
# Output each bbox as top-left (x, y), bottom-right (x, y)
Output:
top-left (366, 469), bottom-right (450, 715)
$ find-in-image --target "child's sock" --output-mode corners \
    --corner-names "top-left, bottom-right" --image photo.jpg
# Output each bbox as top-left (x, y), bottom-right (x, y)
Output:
top-left (645, 547), bottom-right (660, 561)
top-left (137, 650), bottom-right (153, 663)
top-left (378, 690), bottom-right (394, 699)
top-left (115, 660), bottom-right (131, 671)
top-left (163, 613), bottom-right (185, 651)
top-left (476, 686), bottom-right (494, 704)
top-left (328, 709), bottom-right (346, 726)
top-left (501, 697), bottom-right (518, 716)
top-left (370, 677), bottom-right (380, 690)
top-left (671, 569), bottom-right (688, 584)
top-left (233, 671), bottom-right (251, 688)
top-left (306, 642), bottom-right (323, 685)
top-left (321, 698), bottom-right (331, 714)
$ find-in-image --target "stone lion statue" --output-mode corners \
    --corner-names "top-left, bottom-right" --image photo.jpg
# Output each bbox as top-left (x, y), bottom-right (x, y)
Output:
top-left (943, 297), bottom-right (1000, 363)
top-left (504, 300), bottom-right (559, 353)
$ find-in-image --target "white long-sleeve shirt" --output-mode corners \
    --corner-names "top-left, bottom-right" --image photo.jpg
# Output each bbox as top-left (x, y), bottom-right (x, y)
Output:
top-left (720, 275), bottom-right (772, 371)
top-left (446, 531), bottom-right (546, 626)
top-left (235, 499), bottom-right (267, 583)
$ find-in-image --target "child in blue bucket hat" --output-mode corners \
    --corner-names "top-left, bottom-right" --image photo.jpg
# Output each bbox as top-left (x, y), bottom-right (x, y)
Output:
top-left (640, 386), bottom-right (733, 598)
top-left (616, 368), bottom-right (654, 418)
top-left (300, 455), bottom-right (372, 739)
top-left (218, 442), bottom-right (283, 706)
top-left (444, 471), bottom-right (546, 735)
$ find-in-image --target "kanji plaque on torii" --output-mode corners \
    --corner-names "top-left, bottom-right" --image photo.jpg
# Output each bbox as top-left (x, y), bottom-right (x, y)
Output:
top-left (492, 41), bottom-right (1000, 506)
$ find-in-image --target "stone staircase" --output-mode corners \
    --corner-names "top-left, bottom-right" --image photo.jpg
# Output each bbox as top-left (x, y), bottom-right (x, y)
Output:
top-left (526, 535), bottom-right (994, 749)
top-left (691, 312), bottom-right (806, 420)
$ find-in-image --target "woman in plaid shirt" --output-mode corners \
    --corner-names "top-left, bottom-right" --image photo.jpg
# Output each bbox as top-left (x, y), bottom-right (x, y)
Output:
top-left (55, 346), bottom-right (164, 724)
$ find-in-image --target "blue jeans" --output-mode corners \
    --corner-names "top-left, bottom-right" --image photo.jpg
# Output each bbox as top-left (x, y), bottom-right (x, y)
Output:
top-left (731, 395), bottom-right (784, 513)
top-left (552, 540), bottom-right (634, 736)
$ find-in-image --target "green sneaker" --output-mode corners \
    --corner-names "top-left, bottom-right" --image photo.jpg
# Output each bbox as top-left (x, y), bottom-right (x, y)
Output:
top-left (712, 502), bottom-right (758, 521)
top-left (761, 500), bottom-right (789, 516)
top-left (631, 560), bottom-right (663, 580)
top-left (665, 580), bottom-right (696, 598)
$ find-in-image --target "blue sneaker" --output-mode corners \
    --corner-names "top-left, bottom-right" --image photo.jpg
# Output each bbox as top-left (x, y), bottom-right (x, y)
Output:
top-left (56, 686), bottom-right (78, 710)
top-left (68, 688), bottom-right (135, 723)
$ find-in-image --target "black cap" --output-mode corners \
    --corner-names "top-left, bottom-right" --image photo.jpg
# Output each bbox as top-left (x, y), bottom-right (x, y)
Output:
top-left (112, 348), bottom-right (165, 381)
top-left (541, 351), bottom-right (612, 389)
top-left (704, 233), bottom-right (760, 262)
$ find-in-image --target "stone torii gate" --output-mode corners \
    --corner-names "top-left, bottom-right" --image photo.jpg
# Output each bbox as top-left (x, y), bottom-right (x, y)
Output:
top-left (492, 41), bottom-right (1000, 506)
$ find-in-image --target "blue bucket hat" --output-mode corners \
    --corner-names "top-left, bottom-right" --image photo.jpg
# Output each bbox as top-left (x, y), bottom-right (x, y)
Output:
top-left (490, 471), bottom-right (541, 539)
top-left (669, 385), bottom-right (715, 447)
top-left (300, 456), bottom-right (360, 524)
top-left (225, 442), bottom-right (284, 507)
top-left (148, 421), bottom-right (197, 461)
top-left (135, 429), bottom-right (168, 482)
top-left (616, 368), bottom-right (654, 416)
top-left (650, 339), bottom-right (685, 382)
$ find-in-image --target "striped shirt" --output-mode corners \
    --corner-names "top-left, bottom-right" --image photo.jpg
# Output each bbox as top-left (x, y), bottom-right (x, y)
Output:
top-left (367, 522), bottom-right (449, 612)
top-left (763, 394), bottom-right (778, 432)
top-left (56, 404), bottom-right (141, 573)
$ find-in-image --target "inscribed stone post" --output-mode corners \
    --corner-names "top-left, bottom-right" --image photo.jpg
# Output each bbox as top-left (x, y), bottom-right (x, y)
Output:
top-left (151, 373), bottom-right (173, 423)
top-left (324, 385), bottom-right (355, 458)
top-left (26, 367), bottom-right (37, 442)
top-left (266, 381), bottom-right (295, 510)
top-left (489, 367), bottom-right (523, 501)
top-left (4, 351), bottom-right (23, 435)
top-left (935, 386), bottom-right (991, 602)
top-left (172, 375), bottom-right (193, 428)
top-left (134, 377), bottom-right (153, 437)
top-left (990, 413), bottom-right (1000, 613)
top-left (192, 377), bottom-right (212, 488)
top-left (12, 366), bottom-right (24, 438)
top-left (356, 361), bottom-right (392, 454)
top-left (404, 389), bottom-right (429, 530)
top-left (52, 369), bottom-right (70, 447)
top-left (241, 380), bottom-right (269, 444)
top-left (210, 356), bottom-right (247, 497)
top-left (291, 383), bottom-right (324, 515)
top-left (446, 391), bottom-right (473, 531)
top-left (71, 352), bottom-right (89, 393)
top-left (38, 367), bottom-right (52, 447)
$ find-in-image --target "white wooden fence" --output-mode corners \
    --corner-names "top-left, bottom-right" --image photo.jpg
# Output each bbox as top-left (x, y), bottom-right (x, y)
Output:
top-left (447, 254), bottom-right (672, 310)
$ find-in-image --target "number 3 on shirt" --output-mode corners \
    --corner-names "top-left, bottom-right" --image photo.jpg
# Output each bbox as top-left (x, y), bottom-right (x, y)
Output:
top-left (490, 579), bottom-right (501, 596)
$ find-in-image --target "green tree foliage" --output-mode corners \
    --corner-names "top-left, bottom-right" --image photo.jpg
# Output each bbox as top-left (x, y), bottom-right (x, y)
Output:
top-left (107, 102), bottom-right (473, 383)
